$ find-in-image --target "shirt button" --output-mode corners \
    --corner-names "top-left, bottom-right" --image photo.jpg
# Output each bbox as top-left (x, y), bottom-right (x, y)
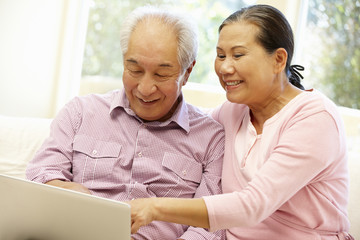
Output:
top-left (138, 152), bottom-right (142, 157)
top-left (92, 150), bottom-right (97, 155)
top-left (182, 170), bottom-right (187, 176)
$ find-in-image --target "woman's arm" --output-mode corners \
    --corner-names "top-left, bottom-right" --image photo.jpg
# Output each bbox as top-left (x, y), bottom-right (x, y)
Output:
top-left (129, 197), bottom-right (210, 234)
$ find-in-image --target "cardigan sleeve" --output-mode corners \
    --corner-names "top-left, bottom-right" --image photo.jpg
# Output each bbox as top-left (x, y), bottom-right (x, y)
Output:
top-left (204, 109), bottom-right (346, 231)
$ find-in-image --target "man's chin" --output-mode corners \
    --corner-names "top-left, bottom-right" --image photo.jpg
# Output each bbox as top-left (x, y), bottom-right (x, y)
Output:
top-left (137, 111), bottom-right (172, 122)
top-left (135, 111), bottom-right (161, 122)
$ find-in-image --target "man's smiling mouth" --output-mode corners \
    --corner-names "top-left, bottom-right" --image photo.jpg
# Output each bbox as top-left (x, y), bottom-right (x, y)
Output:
top-left (138, 97), bottom-right (158, 104)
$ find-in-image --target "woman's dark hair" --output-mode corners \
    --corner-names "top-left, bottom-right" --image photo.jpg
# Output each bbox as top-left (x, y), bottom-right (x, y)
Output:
top-left (219, 4), bottom-right (304, 90)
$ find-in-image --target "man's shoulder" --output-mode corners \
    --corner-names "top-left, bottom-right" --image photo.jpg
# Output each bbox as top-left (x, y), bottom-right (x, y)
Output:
top-left (63, 90), bottom-right (120, 118)
top-left (185, 103), bottom-right (224, 130)
top-left (71, 90), bottom-right (118, 107)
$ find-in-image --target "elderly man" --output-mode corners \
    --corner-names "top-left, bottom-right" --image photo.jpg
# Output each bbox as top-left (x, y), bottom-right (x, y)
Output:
top-left (26, 6), bottom-right (225, 240)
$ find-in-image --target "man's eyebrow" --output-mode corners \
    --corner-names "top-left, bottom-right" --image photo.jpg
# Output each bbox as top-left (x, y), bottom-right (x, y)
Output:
top-left (159, 63), bottom-right (173, 68)
top-left (126, 58), bottom-right (173, 68)
top-left (126, 58), bottom-right (137, 64)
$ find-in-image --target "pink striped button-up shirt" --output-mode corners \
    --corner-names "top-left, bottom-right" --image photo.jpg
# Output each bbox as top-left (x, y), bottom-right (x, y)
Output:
top-left (26, 89), bottom-right (225, 240)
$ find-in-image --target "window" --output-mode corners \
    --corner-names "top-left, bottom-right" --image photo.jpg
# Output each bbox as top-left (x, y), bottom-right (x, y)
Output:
top-left (81, 0), bottom-right (359, 109)
top-left (298, 0), bottom-right (360, 109)
top-left (81, 0), bottom-right (255, 87)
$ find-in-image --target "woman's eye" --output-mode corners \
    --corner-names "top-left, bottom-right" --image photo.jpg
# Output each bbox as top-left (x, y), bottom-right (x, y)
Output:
top-left (234, 54), bottom-right (243, 58)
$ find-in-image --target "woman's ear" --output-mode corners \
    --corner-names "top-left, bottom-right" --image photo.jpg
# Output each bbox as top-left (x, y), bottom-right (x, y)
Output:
top-left (274, 48), bottom-right (287, 74)
top-left (182, 60), bottom-right (196, 86)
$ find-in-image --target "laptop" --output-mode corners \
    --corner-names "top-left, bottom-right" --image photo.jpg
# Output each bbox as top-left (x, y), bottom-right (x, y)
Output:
top-left (0, 174), bottom-right (131, 240)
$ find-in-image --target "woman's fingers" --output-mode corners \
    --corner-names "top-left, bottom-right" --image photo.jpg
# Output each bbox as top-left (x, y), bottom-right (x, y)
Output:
top-left (129, 198), bottom-right (157, 233)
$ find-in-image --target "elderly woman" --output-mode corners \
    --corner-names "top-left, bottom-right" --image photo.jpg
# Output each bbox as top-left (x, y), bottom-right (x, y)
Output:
top-left (130, 4), bottom-right (353, 240)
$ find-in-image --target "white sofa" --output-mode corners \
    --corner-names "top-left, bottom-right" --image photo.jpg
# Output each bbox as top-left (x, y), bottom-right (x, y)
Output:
top-left (1, 83), bottom-right (359, 238)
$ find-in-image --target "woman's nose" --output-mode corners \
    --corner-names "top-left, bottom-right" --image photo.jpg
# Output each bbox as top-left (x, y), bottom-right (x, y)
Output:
top-left (137, 75), bottom-right (157, 96)
top-left (219, 59), bottom-right (235, 75)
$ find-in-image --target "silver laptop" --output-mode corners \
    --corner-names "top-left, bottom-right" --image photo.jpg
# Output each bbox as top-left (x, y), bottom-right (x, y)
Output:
top-left (0, 174), bottom-right (131, 240)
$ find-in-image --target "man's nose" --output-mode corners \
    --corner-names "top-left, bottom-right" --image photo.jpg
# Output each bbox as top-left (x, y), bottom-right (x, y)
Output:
top-left (137, 74), bottom-right (157, 96)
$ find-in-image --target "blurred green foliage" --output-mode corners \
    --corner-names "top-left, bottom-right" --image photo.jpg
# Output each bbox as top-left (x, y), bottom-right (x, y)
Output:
top-left (305, 0), bottom-right (360, 109)
top-left (81, 0), bottom-right (246, 85)
top-left (82, 0), bottom-right (359, 109)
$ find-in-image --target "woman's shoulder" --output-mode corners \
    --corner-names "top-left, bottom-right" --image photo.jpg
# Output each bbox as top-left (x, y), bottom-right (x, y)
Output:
top-left (212, 101), bottom-right (248, 124)
top-left (282, 89), bottom-right (343, 127)
top-left (294, 89), bottom-right (339, 114)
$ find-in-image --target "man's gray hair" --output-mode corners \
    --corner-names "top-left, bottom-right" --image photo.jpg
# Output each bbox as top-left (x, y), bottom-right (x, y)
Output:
top-left (120, 5), bottom-right (198, 73)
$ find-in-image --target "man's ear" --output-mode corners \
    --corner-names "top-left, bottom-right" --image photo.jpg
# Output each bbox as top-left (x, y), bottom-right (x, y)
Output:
top-left (274, 48), bottom-right (287, 74)
top-left (182, 60), bottom-right (196, 86)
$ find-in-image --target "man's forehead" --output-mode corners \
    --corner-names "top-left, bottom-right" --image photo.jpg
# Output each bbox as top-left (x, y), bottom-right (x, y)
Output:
top-left (125, 57), bottom-right (177, 69)
top-left (124, 19), bottom-right (180, 70)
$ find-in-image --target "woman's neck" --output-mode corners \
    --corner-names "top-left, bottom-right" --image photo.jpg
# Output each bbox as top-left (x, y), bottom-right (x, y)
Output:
top-left (249, 84), bottom-right (302, 134)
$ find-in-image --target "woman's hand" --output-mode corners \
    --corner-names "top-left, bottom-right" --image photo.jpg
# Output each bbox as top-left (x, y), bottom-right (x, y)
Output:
top-left (129, 198), bottom-right (158, 234)
top-left (129, 197), bottom-right (210, 234)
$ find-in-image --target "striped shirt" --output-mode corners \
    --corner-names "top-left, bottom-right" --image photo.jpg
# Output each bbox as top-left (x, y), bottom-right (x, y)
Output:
top-left (26, 89), bottom-right (225, 240)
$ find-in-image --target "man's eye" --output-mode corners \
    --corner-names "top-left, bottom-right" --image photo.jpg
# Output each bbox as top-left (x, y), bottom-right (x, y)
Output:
top-left (217, 54), bottom-right (225, 59)
top-left (234, 54), bottom-right (244, 58)
top-left (155, 73), bottom-right (169, 78)
top-left (130, 70), bottom-right (143, 75)
top-left (155, 74), bottom-right (172, 82)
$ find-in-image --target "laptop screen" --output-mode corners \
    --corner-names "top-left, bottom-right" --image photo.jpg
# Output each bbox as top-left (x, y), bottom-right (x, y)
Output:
top-left (0, 174), bottom-right (131, 240)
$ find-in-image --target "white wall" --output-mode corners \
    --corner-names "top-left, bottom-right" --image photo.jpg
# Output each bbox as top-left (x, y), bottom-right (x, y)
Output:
top-left (0, 0), bottom-right (301, 118)
top-left (0, 0), bottom-right (88, 118)
top-left (0, 0), bottom-right (63, 118)
top-left (256, 0), bottom-right (304, 33)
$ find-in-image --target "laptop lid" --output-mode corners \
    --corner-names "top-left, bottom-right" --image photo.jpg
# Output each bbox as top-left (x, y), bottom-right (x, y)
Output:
top-left (0, 174), bottom-right (131, 240)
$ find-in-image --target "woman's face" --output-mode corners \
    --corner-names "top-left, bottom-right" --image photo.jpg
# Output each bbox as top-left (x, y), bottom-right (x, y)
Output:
top-left (214, 22), bottom-right (279, 106)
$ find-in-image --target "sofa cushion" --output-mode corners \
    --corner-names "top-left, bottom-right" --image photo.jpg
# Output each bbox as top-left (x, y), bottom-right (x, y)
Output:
top-left (348, 151), bottom-right (360, 238)
top-left (0, 115), bottom-right (51, 179)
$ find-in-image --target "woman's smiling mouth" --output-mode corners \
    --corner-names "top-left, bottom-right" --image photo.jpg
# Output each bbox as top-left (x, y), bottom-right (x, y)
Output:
top-left (224, 80), bottom-right (244, 91)
top-left (225, 80), bottom-right (243, 86)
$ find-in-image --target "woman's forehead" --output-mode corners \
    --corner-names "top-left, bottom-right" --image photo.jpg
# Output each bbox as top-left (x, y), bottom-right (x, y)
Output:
top-left (217, 22), bottom-right (259, 48)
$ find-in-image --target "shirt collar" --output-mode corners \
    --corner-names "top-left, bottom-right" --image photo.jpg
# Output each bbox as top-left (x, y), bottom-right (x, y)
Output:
top-left (109, 89), bottom-right (190, 133)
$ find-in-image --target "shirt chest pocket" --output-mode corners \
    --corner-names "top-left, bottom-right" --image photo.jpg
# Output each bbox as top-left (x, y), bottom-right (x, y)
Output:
top-left (162, 153), bottom-right (203, 183)
top-left (72, 135), bottom-right (122, 185)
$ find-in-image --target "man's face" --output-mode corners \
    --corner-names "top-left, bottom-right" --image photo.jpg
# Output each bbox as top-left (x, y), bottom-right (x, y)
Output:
top-left (122, 19), bottom-right (187, 122)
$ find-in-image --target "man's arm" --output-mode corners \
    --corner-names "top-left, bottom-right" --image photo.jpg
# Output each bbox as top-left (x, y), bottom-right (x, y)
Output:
top-left (26, 98), bottom-right (80, 184)
top-left (46, 179), bottom-right (91, 194)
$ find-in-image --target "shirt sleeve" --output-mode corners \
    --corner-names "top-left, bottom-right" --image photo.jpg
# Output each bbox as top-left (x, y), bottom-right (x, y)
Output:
top-left (132, 220), bottom-right (224, 240)
top-left (26, 97), bottom-right (82, 183)
top-left (179, 227), bottom-right (225, 240)
top-left (210, 104), bottom-right (222, 123)
top-left (204, 110), bottom-right (344, 231)
top-left (179, 125), bottom-right (226, 239)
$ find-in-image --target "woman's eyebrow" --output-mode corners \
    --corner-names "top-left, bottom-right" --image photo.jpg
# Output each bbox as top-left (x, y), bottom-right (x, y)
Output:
top-left (216, 45), bottom-right (248, 51)
top-left (232, 45), bottom-right (248, 50)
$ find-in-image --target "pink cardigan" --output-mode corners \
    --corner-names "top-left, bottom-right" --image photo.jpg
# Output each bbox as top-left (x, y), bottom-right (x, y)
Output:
top-left (204, 91), bottom-right (351, 240)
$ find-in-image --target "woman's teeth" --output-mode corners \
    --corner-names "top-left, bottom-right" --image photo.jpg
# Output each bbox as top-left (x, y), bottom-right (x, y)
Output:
top-left (226, 81), bottom-right (242, 86)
